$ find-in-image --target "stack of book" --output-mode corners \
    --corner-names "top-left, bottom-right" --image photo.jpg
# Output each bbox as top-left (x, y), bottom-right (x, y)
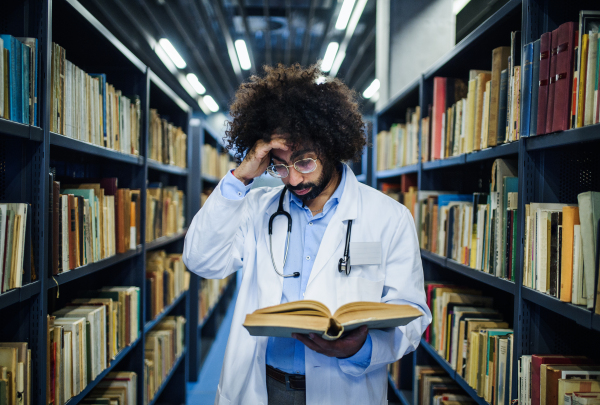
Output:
top-left (417, 159), bottom-right (518, 280)
top-left (0, 204), bottom-right (29, 294)
top-left (523, 191), bottom-right (600, 312)
top-left (47, 286), bottom-right (140, 405)
top-left (199, 276), bottom-right (232, 324)
top-left (144, 316), bottom-right (186, 404)
top-left (426, 282), bottom-right (513, 405)
top-left (376, 107), bottom-right (420, 170)
top-left (0, 35), bottom-right (38, 126)
top-left (83, 371), bottom-right (137, 405)
top-left (50, 43), bottom-right (141, 155)
top-left (425, 32), bottom-right (522, 161)
top-left (380, 180), bottom-right (418, 221)
top-left (518, 355), bottom-right (600, 405)
top-left (0, 342), bottom-right (31, 405)
top-left (49, 175), bottom-right (142, 274)
top-left (145, 184), bottom-right (185, 243)
top-left (523, 12), bottom-right (600, 136)
top-left (413, 366), bottom-right (474, 405)
top-left (202, 144), bottom-right (236, 179)
top-left (145, 250), bottom-right (190, 320)
top-left (149, 109), bottom-right (187, 168)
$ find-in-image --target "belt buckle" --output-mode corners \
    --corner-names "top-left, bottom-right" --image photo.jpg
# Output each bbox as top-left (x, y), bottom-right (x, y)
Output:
top-left (285, 374), bottom-right (293, 391)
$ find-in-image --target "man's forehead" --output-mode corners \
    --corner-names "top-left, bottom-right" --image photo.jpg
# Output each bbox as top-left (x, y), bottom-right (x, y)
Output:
top-left (271, 147), bottom-right (316, 161)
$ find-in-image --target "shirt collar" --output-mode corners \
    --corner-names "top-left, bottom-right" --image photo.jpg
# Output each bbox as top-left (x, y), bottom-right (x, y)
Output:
top-left (289, 164), bottom-right (346, 216)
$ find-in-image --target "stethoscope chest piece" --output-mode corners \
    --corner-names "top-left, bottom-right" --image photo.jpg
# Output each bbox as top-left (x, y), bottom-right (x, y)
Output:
top-left (338, 219), bottom-right (353, 276)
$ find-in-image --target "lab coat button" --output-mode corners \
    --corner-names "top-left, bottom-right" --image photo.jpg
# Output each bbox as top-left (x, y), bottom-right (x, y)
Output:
top-left (306, 256), bottom-right (310, 260)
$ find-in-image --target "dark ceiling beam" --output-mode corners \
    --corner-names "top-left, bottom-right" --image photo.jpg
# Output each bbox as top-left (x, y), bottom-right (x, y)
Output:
top-left (160, 1), bottom-right (231, 103)
top-left (344, 25), bottom-right (375, 85)
top-left (353, 59), bottom-right (375, 95)
top-left (301, 0), bottom-right (318, 66)
top-left (315, 1), bottom-right (343, 68)
top-left (111, 0), bottom-right (155, 45)
top-left (263, 0), bottom-right (272, 66)
top-left (204, 0), bottom-right (244, 83)
top-left (179, 0), bottom-right (237, 96)
top-left (236, 0), bottom-right (257, 75)
top-left (284, 0), bottom-right (293, 65)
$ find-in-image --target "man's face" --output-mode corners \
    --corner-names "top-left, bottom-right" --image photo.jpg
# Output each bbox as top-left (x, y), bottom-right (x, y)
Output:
top-left (270, 145), bottom-right (335, 202)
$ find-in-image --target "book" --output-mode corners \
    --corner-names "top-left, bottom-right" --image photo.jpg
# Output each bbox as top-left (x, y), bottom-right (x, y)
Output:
top-left (558, 379), bottom-right (600, 405)
top-left (546, 28), bottom-right (559, 133)
top-left (560, 206), bottom-right (580, 302)
top-left (243, 300), bottom-right (423, 340)
top-left (531, 354), bottom-right (591, 405)
top-left (521, 42), bottom-right (534, 137)
top-left (530, 39), bottom-right (541, 135)
top-left (497, 69), bottom-right (509, 143)
top-left (552, 22), bottom-right (578, 132)
top-left (537, 32), bottom-right (552, 135)
top-left (489, 46), bottom-right (510, 146)
top-left (577, 191), bottom-right (600, 309)
top-left (543, 365), bottom-right (600, 405)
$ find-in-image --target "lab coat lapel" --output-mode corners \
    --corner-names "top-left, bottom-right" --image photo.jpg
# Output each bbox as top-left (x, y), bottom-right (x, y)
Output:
top-left (306, 166), bottom-right (359, 288)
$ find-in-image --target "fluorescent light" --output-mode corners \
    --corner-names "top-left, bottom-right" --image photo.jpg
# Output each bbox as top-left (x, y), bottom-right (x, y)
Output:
top-left (453, 0), bottom-right (471, 15)
top-left (155, 44), bottom-right (177, 74)
top-left (186, 73), bottom-right (206, 95)
top-left (197, 97), bottom-right (212, 115)
top-left (203, 95), bottom-right (219, 112)
top-left (363, 79), bottom-right (380, 99)
top-left (158, 38), bottom-right (186, 69)
top-left (322, 42), bottom-right (339, 72)
top-left (335, 0), bottom-right (356, 30)
top-left (330, 51), bottom-right (346, 76)
top-left (235, 39), bottom-right (252, 70)
top-left (189, 118), bottom-right (201, 127)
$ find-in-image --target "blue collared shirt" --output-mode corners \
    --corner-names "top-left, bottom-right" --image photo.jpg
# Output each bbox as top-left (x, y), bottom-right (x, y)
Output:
top-left (220, 166), bottom-right (372, 375)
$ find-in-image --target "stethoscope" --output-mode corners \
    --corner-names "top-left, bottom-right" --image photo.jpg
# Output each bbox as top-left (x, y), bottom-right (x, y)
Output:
top-left (268, 188), bottom-right (353, 278)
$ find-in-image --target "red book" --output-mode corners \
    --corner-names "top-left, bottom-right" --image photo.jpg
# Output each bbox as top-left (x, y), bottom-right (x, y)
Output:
top-left (67, 194), bottom-right (76, 270)
top-left (545, 29), bottom-right (560, 134)
top-left (552, 22), bottom-right (577, 132)
top-left (100, 177), bottom-right (118, 196)
top-left (432, 77), bottom-right (447, 160)
top-left (531, 354), bottom-right (591, 405)
top-left (537, 32), bottom-right (552, 135)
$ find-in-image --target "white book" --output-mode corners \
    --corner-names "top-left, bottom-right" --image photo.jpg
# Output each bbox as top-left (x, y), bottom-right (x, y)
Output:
top-left (54, 317), bottom-right (84, 394)
top-left (63, 331), bottom-right (72, 401)
top-left (572, 225), bottom-right (586, 305)
top-left (0, 204), bottom-right (7, 289)
top-left (577, 191), bottom-right (600, 308)
top-left (585, 30), bottom-right (598, 126)
top-left (7, 203), bottom-right (27, 288)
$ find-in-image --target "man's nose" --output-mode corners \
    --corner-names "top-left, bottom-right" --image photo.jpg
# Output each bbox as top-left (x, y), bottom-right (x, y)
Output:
top-left (288, 168), bottom-right (303, 187)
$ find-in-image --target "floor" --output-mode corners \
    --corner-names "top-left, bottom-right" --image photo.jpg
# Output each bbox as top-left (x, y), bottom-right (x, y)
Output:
top-left (186, 288), bottom-right (238, 404)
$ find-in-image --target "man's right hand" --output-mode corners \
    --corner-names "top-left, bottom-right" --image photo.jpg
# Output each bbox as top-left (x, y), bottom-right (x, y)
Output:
top-left (233, 138), bottom-right (288, 185)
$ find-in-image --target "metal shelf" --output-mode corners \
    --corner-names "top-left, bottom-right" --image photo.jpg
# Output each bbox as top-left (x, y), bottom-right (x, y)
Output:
top-left (420, 250), bottom-right (515, 294)
top-left (465, 141), bottom-right (520, 163)
top-left (521, 286), bottom-right (593, 329)
top-left (145, 229), bottom-right (188, 251)
top-left (147, 349), bottom-right (186, 405)
top-left (49, 247), bottom-right (142, 289)
top-left (420, 339), bottom-right (490, 405)
top-left (593, 314), bottom-right (600, 332)
top-left (64, 337), bottom-right (141, 405)
top-left (525, 124), bottom-right (600, 151)
top-left (147, 159), bottom-right (189, 176)
top-left (376, 78), bottom-right (420, 117)
top-left (388, 373), bottom-right (413, 405)
top-left (376, 164), bottom-right (419, 179)
top-left (144, 291), bottom-right (187, 334)
top-left (422, 154), bottom-right (466, 170)
top-left (50, 132), bottom-right (144, 165)
top-left (0, 281), bottom-right (41, 310)
top-left (0, 119), bottom-right (43, 141)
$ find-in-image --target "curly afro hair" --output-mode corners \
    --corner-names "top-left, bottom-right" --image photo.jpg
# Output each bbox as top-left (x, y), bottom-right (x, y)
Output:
top-left (225, 63), bottom-right (367, 164)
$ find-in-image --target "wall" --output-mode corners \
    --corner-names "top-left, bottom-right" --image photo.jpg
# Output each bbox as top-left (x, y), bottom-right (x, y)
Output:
top-left (385, 0), bottom-right (456, 103)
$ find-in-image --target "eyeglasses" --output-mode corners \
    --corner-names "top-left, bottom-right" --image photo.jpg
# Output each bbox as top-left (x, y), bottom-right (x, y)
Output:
top-left (267, 158), bottom-right (318, 178)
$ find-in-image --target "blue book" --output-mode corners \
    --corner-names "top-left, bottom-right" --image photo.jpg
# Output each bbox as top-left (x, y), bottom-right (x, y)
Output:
top-left (89, 74), bottom-right (107, 146)
top-left (17, 38), bottom-right (39, 126)
top-left (437, 194), bottom-right (472, 209)
top-left (529, 39), bottom-right (541, 136)
top-left (520, 42), bottom-right (534, 137)
top-left (14, 38), bottom-right (22, 124)
top-left (497, 69), bottom-right (509, 143)
top-left (20, 41), bottom-right (29, 125)
top-left (0, 35), bottom-right (17, 121)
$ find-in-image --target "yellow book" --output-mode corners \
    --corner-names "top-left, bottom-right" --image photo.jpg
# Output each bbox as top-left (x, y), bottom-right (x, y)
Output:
top-left (577, 34), bottom-right (589, 128)
top-left (243, 300), bottom-right (423, 340)
top-left (466, 79), bottom-right (477, 153)
top-left (468, 330), bottom-right (480, 388)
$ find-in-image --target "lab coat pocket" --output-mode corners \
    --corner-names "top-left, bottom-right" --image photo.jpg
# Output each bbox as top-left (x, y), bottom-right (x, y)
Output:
top-left (338, 270), bottom-right (385, 305)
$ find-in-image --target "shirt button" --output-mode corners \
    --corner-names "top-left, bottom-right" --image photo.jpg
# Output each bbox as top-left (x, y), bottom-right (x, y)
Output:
top-left (306, 256), bottom-right (310, 260)
top-left (237, 192), bottom-right (242, 196)
top-left (309, 222), bottom-right (313, 226)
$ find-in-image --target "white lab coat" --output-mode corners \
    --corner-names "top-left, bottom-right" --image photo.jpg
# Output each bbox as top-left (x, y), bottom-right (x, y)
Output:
top-left (183, 167), bottom-right (431, 405)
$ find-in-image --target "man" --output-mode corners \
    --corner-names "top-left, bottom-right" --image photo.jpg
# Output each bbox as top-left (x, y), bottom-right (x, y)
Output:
top-left (183, 64), bottom-right (431, 405)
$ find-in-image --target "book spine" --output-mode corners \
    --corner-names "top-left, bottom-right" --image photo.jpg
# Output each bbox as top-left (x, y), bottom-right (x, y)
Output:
top-left (497, 69), bottom-right (509, 143)
top-left (537, 32), bottom-right (552, 135)
top-left (545, 29), bottom-right (559, 134)
top-left (521, 43), bottom-right (534, 137)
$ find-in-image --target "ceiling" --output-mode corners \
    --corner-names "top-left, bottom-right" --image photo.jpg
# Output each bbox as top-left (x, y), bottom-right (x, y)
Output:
top-left (80, 0), bottom-right (377, 115)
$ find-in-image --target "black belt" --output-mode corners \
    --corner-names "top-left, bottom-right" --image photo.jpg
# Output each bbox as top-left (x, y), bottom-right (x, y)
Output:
top-left (266, 365), bottom-right (306, 391)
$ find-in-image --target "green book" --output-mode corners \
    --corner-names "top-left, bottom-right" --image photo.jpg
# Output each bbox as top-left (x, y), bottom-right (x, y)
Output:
top-left (501, 177), bottom-right (518, 278)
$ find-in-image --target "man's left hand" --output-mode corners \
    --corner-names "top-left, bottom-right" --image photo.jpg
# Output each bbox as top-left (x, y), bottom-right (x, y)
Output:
top-left (292, 325), bottom-right (368, 358)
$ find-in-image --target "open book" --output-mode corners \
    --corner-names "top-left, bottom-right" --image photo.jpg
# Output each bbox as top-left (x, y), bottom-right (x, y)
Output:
top-left (243, 300), bottom-right (423, 341)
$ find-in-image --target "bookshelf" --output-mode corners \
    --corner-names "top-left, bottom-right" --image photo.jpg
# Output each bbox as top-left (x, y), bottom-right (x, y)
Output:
top-left (0, 0), bottom-right (236, 404)
top-left (376, 0), bottom-right (600, 403)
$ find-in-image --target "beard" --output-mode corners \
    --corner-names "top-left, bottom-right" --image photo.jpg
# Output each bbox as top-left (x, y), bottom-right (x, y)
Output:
top-left (286, 160), bottom-right (338, 202)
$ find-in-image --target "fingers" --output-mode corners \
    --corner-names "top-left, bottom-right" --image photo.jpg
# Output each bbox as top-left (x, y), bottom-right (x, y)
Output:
top-left (293, 333), bottom-right (324, 354)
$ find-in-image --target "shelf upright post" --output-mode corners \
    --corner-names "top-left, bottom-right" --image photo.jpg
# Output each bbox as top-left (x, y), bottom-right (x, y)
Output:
top-left (187, 116), bottom-right (203, 382)
top-left (417, 74), bottom-right (425, 192)
top-left (370, 116), bottom-right (378, 188)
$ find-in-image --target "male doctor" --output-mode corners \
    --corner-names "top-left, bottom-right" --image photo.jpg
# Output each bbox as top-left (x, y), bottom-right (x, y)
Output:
top-left (183, 64), bottom-right (431, 405)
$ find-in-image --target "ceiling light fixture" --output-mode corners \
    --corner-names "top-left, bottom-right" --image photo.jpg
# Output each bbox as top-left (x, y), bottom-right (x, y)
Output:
top-left (235, 39), bottom-right (252, 70)
top-left (186, 73), bottom-right (206, 95)
top-left (158, 38), bottom-right (186, 69)
top-left (203, 95), bottom-right (220, 112)
top-left (321, 42), bottom-right (339, 72)
top-left (335, 0), bottom-right (356, 30)
top-left (363, 79), bottom-right (380, 99)
top-left (329, 0), bottom-right (368, 76)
